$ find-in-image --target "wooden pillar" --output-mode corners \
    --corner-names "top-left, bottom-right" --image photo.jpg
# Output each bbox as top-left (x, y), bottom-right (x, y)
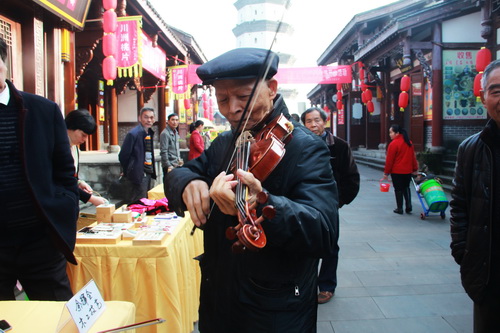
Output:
top-left (109, 86), bottom-right (120, 152)
top-left (431, 23), bottom-right (443, 148)
top-left (380, 59), bottom-right (391, 146)
top-left (158, 82), bottom-right (166, 133)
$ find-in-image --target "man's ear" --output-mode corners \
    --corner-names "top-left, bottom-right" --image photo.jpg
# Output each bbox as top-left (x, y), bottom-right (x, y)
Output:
top-left (480, 90), bottom-right (486, 105)
top-left (268, 79), bottom-right (278, 98)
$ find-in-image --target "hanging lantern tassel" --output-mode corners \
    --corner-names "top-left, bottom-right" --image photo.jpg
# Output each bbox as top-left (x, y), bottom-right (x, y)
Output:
top-left (399, 75), bottom-right (410, 111)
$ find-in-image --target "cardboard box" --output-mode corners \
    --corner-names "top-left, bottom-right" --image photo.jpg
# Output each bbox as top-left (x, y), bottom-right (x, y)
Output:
top-left (112, 205), bottom-right (132, 223)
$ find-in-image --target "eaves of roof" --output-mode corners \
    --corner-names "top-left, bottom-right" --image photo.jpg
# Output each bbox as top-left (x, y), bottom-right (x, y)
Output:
top-left (131, 0), bottom-right (189, 57)
top-left (317, 0), bottom-right (426, 65)
top-left (168, 26), bottom-right (208, 64)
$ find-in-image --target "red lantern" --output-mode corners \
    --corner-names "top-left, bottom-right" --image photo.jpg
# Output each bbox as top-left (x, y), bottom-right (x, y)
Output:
top-left (203, 101), bottom-right (208, 110)
top-left (361, 82), bottom-right (368, 91)
top-left (103, 10), bottom-right (117, 33)
top-left (324, 105), bottom-right (330, 113)
top-left (103, 0), bottom-right (117, 10)
top-left (359, 67), bottom-right (365, 83)
top-left (474, 73), bottom-right (483, 97)
top-left (102, 33), bottom-right (117, 57)
top-left (366, 100), bottom-right (375, 113)
top-left (336, 83), bottom-right (342, 90)
top-left (336, 100), bottom-right (343, 110)
top-left (400, 75), bottom-right (410, 92)
top-left (336, 91), bottom-right (342, 101)
top-left (365, 89), bottom-right (373, 101)
top-left (202, 94), bottom-right (207, 101)
top-left (361, 90), bottom-right (368, 104)
top-left (184, 98), bottom-right (191, 110)
top-left (398, 91), bottom-right (409, 111)
top-left (103, 56), bottom-right (116, 81)
top-left (476, 47), bottom-right (491, 73)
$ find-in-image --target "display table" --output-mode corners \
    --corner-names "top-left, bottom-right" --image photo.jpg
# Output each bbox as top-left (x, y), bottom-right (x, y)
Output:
top-left (0, 300), bottom-right (135, 332)
top-left (148, 183), bottom-right (165, 200)
top-left (67, 213), bottom-right (203, 333)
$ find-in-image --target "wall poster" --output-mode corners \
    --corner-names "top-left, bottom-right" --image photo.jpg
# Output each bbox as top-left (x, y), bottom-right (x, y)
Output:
top-left (442, 50), bottom-right (486, 120)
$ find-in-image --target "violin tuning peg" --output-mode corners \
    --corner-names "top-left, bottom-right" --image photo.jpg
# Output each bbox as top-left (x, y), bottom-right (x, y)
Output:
top-left (262, 205), bottom-right (276, 219)
top-left (256, 191), bottom-right (269, 204)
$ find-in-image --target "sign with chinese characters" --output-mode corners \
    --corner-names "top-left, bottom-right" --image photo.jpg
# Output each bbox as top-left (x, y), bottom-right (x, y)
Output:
top-left (142, 32), bottom-right (166, 81)
top-left (116, 16), bottom-right (142, 79)
top-left (186, 65), bottom-right (352, 85)
top-left (32, 0), bottom-right (92, 29)
top-left (66, 280), bottom-right (106, 333)
top-left (442, 50), bottom-right (486, 120)
top-left (169, 65), bottom-right (189, 94)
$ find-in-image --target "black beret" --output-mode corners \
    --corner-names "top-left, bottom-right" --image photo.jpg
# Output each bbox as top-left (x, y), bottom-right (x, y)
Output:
top-left (196, 48), bottom-right (279, 85)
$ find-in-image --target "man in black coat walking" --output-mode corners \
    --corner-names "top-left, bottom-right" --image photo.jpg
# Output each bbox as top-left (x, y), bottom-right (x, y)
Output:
top-left (164, 48), bottom-right (338, 332)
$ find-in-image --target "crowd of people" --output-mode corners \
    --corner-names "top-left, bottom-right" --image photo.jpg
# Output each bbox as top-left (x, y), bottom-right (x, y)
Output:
top-left (2, 31), bottom-right (499, 331)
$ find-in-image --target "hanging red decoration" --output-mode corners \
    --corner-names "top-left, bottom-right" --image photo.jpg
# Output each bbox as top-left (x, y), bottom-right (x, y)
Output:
top-left (103, 10), bottom-right (117, 33)
top-left (336, 100), bottom-right (343, 110)
top-left (361, 90), bottom-right (368, 104)
top-left (184, 98), bottom-right (191, 110)
top-left (103, 0), bottom-right (117, 10)
top-left (202, 94), bottom-right (207, 101)
top-left (400, 75), bottom-right (410, 92)
top-left (102, 33), bottom-right (117, 57)
top-left (365, 89), bottom-right (373, 101)
top-left (103, 56), bottom-right (117, 81)
top-left (203, 101), bottom-right (208, 110)
top-left (473, 72), bottom-right (483, 98)
top-left (366, 100), bottom-right (375, 113)
top-left (360, 82), bottom-right (368, 92)
top-left (476, 47), bottom-right (491, 72)
top-left (359, 67), bottom-right (365, 84)
top-left (324, 105), bottom-right (330, 113)
top-left (398, 92), bottom-right (409, 111)
top-left (336, 91), bottom-right (342, 101)
top-left (336, 83), bottom-right (342, 90)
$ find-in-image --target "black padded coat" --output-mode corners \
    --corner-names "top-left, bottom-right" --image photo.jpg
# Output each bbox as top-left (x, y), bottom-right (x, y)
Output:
top-left (165, 95), bottom-right (338, 333)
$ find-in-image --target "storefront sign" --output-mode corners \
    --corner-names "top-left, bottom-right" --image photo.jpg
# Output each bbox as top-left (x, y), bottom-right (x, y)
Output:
top-left (32, 0), bottom-right (91, 29)
top-left (169, 65), bottom-right (189, 94)
top-left (142, 32), bottom-right (166, 81)
top-left (338, 109), bottom-right (344, 125)
top-left (442, 50), bottom-right (485, 120)
top-left (116, 16), bottom-right (142, 79)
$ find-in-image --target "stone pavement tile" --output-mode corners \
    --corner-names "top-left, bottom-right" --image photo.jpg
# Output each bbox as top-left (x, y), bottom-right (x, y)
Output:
top-left (336, 242), bottom-right (379, 258)
top-left (317, 297), bottom-right (385, 321)
top-left (368, 239), bottom-right (449, 255)
top-left (443, 314), bottom-right (474, 333)
top-left (336, 271), bottom-right (363, 288)
top-left (340, 229), bottom-right (397, 242)
top-left (317, 320), bottom-right (335, 333)
top-left (355, 269), bottom-right (459, 287)
top-left (338, 257), bottom-right (395, 271)
top-left (328, 317), bottom-right (459, 333)
top-left (383, 255), bottom-right (459, 271)
top-left (373, 293), bottom-right (472, 318)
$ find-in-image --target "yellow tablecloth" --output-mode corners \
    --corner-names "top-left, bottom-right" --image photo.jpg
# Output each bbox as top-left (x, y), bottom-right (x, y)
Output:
top-left (0, 300), bottom-right (135, 332)
top-left (67, 213), bottom-right (203, 333)
top-left (148, 183), bottom-right (165, 200)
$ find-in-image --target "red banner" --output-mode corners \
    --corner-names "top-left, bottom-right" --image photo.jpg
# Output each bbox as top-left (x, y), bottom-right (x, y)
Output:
top-left (116, 16), bottom-right (142, 78)
top-left (186, 65), bottom-right (351, 85)
top-left (170, 65), bottom-right (189, 94)
top-left (141, 31), bottom-right (166, 81)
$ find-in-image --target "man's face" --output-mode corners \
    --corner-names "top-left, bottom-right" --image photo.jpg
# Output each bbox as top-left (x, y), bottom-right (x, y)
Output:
top-left (0, 56), bottom-right (7, 93)
top-left (214, 78), bottom-right (277, 131)
top-left (304, 110), bottom-right (325, 136)
top-left (68, 129), bottom-right (88, 146)
top-left (481, 67), bottom-right (500, 127)
top-left (167, 115), bottom-right (179, 130)
top-left (139, 110), bottom-right (155, 129)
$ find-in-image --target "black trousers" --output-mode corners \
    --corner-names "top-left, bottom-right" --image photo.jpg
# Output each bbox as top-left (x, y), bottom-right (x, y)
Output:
top-left (474, 290), bottom-right (500, 333)
top-left (0, 234), bottom-right (73, 301)
top-left (391, 173), bottom-right (412, 191)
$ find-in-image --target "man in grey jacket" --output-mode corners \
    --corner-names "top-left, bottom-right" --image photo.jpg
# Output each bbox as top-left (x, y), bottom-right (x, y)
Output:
top-left (160, 113), bottom-right (182, 174)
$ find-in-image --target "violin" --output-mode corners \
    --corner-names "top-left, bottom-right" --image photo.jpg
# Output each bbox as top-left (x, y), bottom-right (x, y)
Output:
top-left (225, 113), bottom-right (293, 253)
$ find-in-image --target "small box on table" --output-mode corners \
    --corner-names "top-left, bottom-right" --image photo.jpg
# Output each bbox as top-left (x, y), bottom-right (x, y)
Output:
top-left (96, 204), bottom-right (116, 222)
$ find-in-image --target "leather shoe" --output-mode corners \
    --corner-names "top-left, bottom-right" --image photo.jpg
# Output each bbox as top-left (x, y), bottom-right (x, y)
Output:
top-left (393, 208), bottom-right (403, 214)
top-left (317, 291), bottom-right (333, 304)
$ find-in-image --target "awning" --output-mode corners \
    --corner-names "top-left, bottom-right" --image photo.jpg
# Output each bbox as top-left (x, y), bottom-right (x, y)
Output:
top-left (32, 0), bottom-right (92, 30)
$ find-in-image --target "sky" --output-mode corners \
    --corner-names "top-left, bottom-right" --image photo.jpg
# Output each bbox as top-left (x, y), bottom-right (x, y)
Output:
top-left (150, 0), bottom-right (398, 109)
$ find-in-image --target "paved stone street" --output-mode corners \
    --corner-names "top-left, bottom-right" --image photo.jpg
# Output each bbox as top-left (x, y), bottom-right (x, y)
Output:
top-left (316, 164), bottom-right (472, 333)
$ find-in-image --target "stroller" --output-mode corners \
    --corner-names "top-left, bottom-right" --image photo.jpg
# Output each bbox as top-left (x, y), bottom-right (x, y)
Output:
top-left (411, 173), bottom-right (449, 220)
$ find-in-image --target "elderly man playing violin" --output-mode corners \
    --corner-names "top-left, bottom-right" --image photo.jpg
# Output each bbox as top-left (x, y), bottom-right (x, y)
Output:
top-left (164, 48), bottom-right (338, 333)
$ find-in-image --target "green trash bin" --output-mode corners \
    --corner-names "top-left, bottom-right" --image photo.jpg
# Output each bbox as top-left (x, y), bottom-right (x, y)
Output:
top-left (419, 179), bottom-right (448, 212)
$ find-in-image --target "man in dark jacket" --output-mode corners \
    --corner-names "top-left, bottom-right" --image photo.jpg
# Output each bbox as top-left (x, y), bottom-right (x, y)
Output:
top-left (302, 107), bottom-right (360, 304)
top-left (0, 37), bottom-right (79, 301)
top-left (164, 48), bottom-right (338, 332)
top-left (119, 107), bottom-right (156, 203)
top-left (450, 59), bottom-right (500, 332)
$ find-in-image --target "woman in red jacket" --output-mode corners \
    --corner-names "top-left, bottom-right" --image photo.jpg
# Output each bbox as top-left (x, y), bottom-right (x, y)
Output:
top-left (188, 120), bottom-right (205, 160)
top-left (381, 124), bottom-right (418, 214)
